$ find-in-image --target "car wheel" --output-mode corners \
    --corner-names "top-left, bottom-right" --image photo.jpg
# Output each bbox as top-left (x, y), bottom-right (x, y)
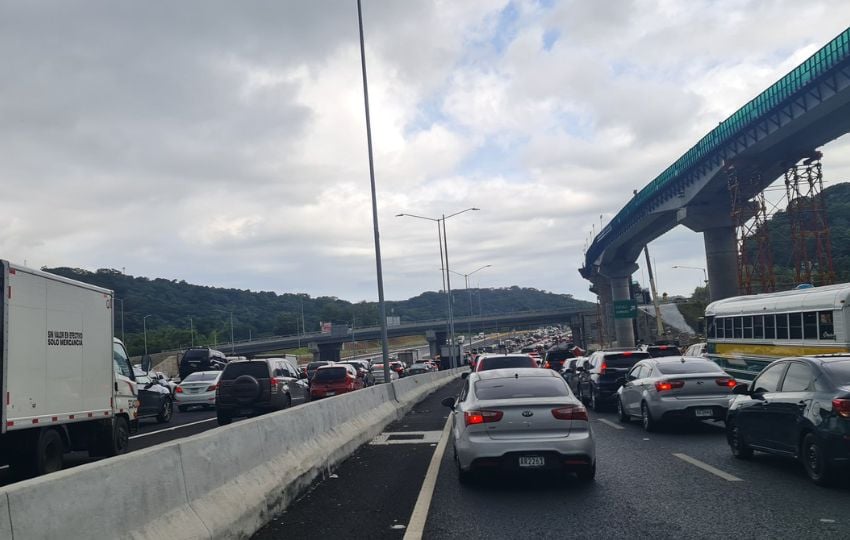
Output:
top-left (178, 405), bottom-right (189, 413)
top-left (590, 389), bottom-right (601, 412)
top-left (727, 421), bottom-right (753, 460)
top-left (216, 410), bottom-right (232, 426)
top-left (617, 398), bottom-right (630, 423)
top-left (801, 433), bottom-right (834, 485)
top-left (283, 394), bottom-right (292, 410)
top-left (575, 463), bottom-right (596, 483)
top-left (641, 402), bottom-right (657, 432)
top-left (156, 398), bottom-right (173, 424)
top-left (36, 428), bottom-right (64, 476)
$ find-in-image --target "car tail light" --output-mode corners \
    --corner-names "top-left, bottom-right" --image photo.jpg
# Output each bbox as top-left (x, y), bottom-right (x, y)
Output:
top-left (464, 410), bottom-right (503, 425)
top-left (206, 384), bottom-right (218, 392)
top-left (175, 387), bottom-right (183, 393)
top-left (655, 380), bottom-right (685, 392)
top-left (658, 345), bottom-right (668, 350)
top-left (715, 378), bottom-right (737, 388)
top-left (544, 361), bottom-right (551, 368)
top-left (600, 362), bottom-right (607, 375)
top-left (622, 351), bottom-right (633, 356)
top-left (551, 405), bottom-right (588, 421)
top-left (270, 377), bottom-right (279, 388)
top-left (833, 398), bottom-right (850, 418)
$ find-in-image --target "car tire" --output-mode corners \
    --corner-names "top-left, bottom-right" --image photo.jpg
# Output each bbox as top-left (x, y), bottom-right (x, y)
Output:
top-left (178, 405), bottom-right (189, 413)
top-left (283, 394), bottom-right (292, 410)
top-left (156, 398), bottom-right (173, 424)
top-left (801, 433), bottom-right (834, 485)
top-left (35, 428), bottom-right (64, 476)
top-left (641, 402), bottom-right (657, 432)
top-left (216, 410), bottom-right (232, 426)
top-left (590, 389), bottom-right (601, 412)
top-left (617, 398), bottom-right (630, 423)
top-left (727, 421), bottom-right (753, 460)
top-left (575, 463), bottom-right (596, 483)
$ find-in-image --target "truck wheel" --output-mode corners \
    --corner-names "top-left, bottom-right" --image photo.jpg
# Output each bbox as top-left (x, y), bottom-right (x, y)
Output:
top-left (36, 428), bottom-right (64, 476)
top-left (105, 416), bottom-right (131, 457)
top-left (157, 398), bottom-right (173, 424)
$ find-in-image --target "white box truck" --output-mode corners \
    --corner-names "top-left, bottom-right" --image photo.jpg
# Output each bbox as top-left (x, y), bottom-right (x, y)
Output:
top-left (0, 261), bottom-right (137, 477)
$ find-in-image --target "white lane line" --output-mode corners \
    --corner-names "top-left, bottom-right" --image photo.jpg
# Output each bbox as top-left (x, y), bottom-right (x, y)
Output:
top-left (129, 417), bottom-right (217, 439)
top-left (597, 418), bottom-right (625, 430)
top-left (673, 453), bottom-right (743, 482)
top-left (402, 414), bottom-right (452, 540)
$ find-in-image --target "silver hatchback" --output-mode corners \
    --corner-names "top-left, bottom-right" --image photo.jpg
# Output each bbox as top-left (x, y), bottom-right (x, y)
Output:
top-left (616, 357), bottom-right (737, 431)
top-left (442, 368), bottom-right (595, 483)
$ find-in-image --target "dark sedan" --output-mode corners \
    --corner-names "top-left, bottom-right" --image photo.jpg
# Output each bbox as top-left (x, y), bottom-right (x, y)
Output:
top-left (133, 369), bottom-right (174, 424)
top-left (726, 355), bottom-right (850, 485)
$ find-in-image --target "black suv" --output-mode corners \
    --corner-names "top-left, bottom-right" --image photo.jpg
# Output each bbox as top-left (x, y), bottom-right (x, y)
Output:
top-left (215, 357), bottom-right (309, 425)
top-left (179, 347), bottom-right (227, 380)
top-left (543, 346), bottom-right (575, 371)
top-left (576, 350), bottom-right (650, 411)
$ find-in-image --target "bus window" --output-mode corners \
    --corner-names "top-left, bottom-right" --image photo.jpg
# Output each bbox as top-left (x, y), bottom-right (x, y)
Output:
top-left (743, 316), bottom-right (753, 339)
top-left (764, 315), bottom-right (776, 339)
top-left (733, 317), bottom-right (743, 339)
top-left (803, 312), bottom-right (818, 340)
top-left (724, 318), bottom-right (733, 339)
top-left (776, 314), bottom-right (789, 340)
top-left (819, 311), bottom-right (835, 340)
top-left (716, 317), bottom-right (724, 339)
top-left (789, 313), bottom-right (803, 340)
top-left (754, 315), bottom-right (764, 339)
top-left (706, 316), bottom-right (715, 339)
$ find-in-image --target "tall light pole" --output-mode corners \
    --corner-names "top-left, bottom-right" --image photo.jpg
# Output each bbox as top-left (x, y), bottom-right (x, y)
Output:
top-left (672, 265), bottom-right (709, 285)
top-left (143, 314), bottom-right (152, 360)
top-left (115, 298), bottom-right (125, 344)
top-left (449, 264), bottom-right (491, 364)
top-left (396, 207), bottom-right (479, 368)
top-left (357, 0), bottom-right (391, 385)
top-left (230, 311), bottom-right (234, 354)
top-left (188, 317), bottom-right (194, 347)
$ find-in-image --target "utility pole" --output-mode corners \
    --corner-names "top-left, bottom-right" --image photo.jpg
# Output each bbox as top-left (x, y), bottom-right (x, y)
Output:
top-left (643, 245), bottom-right (665, 340)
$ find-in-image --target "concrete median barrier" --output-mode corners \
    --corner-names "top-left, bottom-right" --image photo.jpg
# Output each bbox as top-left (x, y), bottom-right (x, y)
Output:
top-left (0, 368), bottom-right (463, 540)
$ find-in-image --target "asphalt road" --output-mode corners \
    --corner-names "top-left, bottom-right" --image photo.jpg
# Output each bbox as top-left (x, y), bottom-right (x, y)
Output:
top-left (253, 376), bottom-right (850, 540)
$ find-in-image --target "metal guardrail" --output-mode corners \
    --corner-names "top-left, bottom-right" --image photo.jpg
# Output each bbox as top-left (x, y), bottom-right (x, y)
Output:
top-left (585, 28), bottom-right (850, 267)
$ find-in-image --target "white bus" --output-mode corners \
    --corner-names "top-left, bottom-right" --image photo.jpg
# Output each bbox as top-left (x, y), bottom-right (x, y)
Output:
top-left (705, 283), bottom-right (850, 381)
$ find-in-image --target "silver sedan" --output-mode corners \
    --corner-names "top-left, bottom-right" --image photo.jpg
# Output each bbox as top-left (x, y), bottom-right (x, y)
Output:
top-left (442, 368), bottom-right (596, 483)
top-left (616, 357), bottom-right (737, 431)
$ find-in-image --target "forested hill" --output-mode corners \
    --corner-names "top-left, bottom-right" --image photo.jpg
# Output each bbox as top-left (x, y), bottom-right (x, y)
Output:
top-left (43, 267), bottom-right (594, 356)
top-left (756, 180), bottom-right (850, 288)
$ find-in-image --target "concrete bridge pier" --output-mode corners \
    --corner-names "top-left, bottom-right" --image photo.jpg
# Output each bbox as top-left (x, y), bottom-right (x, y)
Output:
top-left (677, 204), bottom-right (740, 301)
top-left (310, 341), bottom-right (342, 362)
top-left (425, 330), bottom-right (447, 359)
top-left (600, 263), bottom-right (639, 348)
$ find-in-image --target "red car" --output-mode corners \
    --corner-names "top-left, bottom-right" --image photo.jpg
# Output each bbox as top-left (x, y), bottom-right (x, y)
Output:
top-left (309, 364), bottom-right (364, 399)
top-left (389, 361), bottom-right (405, 378)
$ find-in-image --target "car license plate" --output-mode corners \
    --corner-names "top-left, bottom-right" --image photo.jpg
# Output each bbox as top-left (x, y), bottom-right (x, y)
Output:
top-left (518, 456), bottom-right (545, 468)
top-left (326, 391), bottom-right (336, 396)
top-left (694, 408), bottom-right (713, 417)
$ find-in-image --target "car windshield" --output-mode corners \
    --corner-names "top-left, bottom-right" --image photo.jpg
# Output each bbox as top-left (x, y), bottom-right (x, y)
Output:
top-left (475, 377), bottom-right (569, 400)
top-left (313, 367), bottom-right (348, 382)
top-left (656, 361), bottom-right (723, 375)
top-left (479, 356), bottom-right (537, 370)
top-left (603, 353), bottom-right (650, 368)
top-left (821, 360), bottom-right (850, 385)
top-left (222, 362), bottom-right (269, 380)
top-left (546, 350), bottom-right (575, 362)
top-left (183, 372), bottom-right (219, 382)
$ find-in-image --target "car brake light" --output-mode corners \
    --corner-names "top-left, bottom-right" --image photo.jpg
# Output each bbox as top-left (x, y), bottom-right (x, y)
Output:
top-left (551, 405), bottom-right (588, 421)
top-left (175, 387), bottom-right (183, 393)
top-left (622, 352), bottom-right (633, 356)
top-left (270, 377), bottom-right (279, 387)
top-left (659, 345), bottom-right (668, 350)
top-left (655, 380), bottom-right (685, 392)
top-left (600, 362), bottom-right (607, 375)
top-left (544, 361), bottom-right (551, 368)
top-left (715, 378), bottom-right (737, 388)
top-left (206, 384), bottom-right (218, 392)
top-left (464, 410), bottom-right (503, 425)
top-left (833, 398), bottom-right (850, 418)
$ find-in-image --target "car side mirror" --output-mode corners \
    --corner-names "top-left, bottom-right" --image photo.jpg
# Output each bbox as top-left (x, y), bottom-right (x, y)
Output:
top-left (627, 374), bottom-right (637, 381)
top-left (460, 372), bottom-right (469, 380)
top-left (441, 397), bottom-right (456, 409)
top-left (616, 377), bottom-right (627, 386)
top-left (732, 383), bottom-right (749, 395)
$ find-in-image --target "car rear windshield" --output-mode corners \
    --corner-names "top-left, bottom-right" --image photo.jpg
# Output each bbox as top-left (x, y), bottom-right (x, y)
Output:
top-left (647, 347), bottom-right (681, 357)
top-left (314, 367), bottom-right (348, 382)
top-left (479, 356), bottom-right (537, 370)
top-left (546, 350), bottom-right (575, 362)
top-left (222, 362), bottom-right (269, 380)
top-left (183, 349), bottom-right (209, 360)
top-left (821, 360), bottom-right (850, 384)
top-left (603, 353), bottom-right (650, 368)
top-left (475, 377), bottom-right (569, 400)
top-left (182, 372), bottom-right (219, 382)
top-left (307, 362), bottom-right (329, 370)
top-left (656, 361), bottom-right (723, 375)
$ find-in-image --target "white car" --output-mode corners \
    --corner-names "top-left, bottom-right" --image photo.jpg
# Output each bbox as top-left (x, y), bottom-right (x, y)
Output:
top-left (175, 371), bottom-right (222, 411)
top-left (443, 368), bottom-right (595, 483)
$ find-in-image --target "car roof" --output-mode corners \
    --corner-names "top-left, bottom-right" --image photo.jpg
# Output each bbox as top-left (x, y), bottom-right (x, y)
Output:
top-left (471, 368), bottom-right (558, 381)
top-left (477, 353), bottom-right (533, 359)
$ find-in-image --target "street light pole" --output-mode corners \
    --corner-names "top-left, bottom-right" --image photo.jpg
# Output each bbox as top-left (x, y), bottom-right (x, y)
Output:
top-left (357, 0), bottom-right (392, 385)
top-left (115, 298), bottom-right (125, 344)
top-left (230, 311), bottom-right (234, 354)
top-left (189, 317), bottom-right (194, 347)
top-left (449, 264), bottom-right (491, 365)
top-left (672, 265), bottom-right (710, 297)
top-left (143, 314), bottom-right (152, 360)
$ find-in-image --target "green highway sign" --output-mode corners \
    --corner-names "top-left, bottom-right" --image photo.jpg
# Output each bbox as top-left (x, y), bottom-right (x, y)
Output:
top-left (613, 300), bottom-right (638, 319)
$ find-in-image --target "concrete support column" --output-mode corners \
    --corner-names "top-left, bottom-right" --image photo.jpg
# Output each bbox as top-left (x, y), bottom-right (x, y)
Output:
top-left (609, 275), bottom-right (636, 348)
top-left (315, 342), bottom-right (342, 362)
top-left (703, 226), bottom-right (739, 302)
top-left (425, 330), bottom-right (446, 359)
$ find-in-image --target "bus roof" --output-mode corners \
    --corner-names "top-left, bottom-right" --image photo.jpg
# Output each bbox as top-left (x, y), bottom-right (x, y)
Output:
top-left (706, 283), bottom-right (850, 317)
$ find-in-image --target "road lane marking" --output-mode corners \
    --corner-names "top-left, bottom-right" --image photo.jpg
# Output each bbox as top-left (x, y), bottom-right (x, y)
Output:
top-left (597, 419), bottom-right (624, 430)
top-left (673, 453), bottom-right (743, 482)
top-left (402, 415), bottom-right (452, 540)
top-left (129, 417), bottom-right (217, 439)
top-left (370, 431), bottom-right (443, 445)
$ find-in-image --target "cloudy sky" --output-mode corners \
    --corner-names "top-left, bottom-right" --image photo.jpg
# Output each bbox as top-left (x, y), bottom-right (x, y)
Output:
top-left (1, 1), bottom-right (849, 302)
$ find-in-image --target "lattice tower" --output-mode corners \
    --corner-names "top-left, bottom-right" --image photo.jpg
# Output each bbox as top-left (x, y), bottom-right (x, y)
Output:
top-left (727, 164), bottom-right (776, 295)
